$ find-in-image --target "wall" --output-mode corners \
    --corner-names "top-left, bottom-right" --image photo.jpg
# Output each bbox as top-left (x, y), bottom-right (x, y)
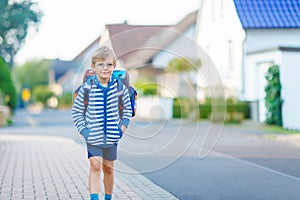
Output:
top-left (136, 96), bottom-right (173, 120)
top-left (243, 28), bottom-right (300, 123)
top-left (243, 49), bottom-right (281, 122)
top-left (152, 25), bottom-right (197, 68)
top-left (196, 0), bottom-right (245, 95)
top-left (158, 72), bottom-right (197, 99)
top-left (280, 51), bottom-right (300, 130)
top-left (245, 29), bottom-right (300, 53)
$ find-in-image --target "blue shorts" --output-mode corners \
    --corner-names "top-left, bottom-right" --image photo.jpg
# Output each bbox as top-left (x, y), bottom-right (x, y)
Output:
top-left (87, 143), bottom-right (118, 161)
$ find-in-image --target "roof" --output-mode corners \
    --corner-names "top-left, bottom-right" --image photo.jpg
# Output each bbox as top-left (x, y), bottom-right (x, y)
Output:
top-left (247, 46), bottom-right (300, 55)
top-left (106, 23), bottom-right (170, 63)
top-left (234, 0), bottom-right (300, 29)
top-left (50, 59), bottom-right (80, 81)
top-left (69, 10), bottom-right (198, 70)
top-left (112, 10), bottom-right (198, 68)
top-left (73, 36), bottom-right (101, 61)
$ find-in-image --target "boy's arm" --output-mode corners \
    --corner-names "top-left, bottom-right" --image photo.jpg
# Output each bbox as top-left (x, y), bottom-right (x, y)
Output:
top-left (121, 85), bottom-right (132, 129)
top-left (72, 86), bottom-right (89, 137)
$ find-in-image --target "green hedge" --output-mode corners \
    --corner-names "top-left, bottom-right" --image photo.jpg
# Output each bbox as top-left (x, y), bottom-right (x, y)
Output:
top-left (226, 102), bottom-right (250, 118)
top-left (58, 92), bottom-right (73, 108)
top-left (199, 102), bottom-right (249, 119)
top-left (199, 104), bottom-right (211, 118)
top-left (173, 98), bottom-right (250, 121)
top-left (173, 98), bottom-right (191, 118)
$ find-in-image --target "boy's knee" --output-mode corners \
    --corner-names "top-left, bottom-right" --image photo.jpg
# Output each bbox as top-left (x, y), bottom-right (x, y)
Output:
top-left (102, 164), bottom-right (114, 175)
top-left (90, 158), bottom-right (102, 171)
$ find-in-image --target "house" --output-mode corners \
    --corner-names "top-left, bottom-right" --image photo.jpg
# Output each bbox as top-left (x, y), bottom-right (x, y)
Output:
top-left (195, 0), bottom-right (245, 98)
top-left (195, 0), bottom-right (300, 129)
top-left (48, 59), bottom-right (81, 95)
top-left (71, 10), bottom-right (199, 92)
top-left (56, 10), bottom-right (199, 119)
top-left (233, 0), bottom-right (300, 130)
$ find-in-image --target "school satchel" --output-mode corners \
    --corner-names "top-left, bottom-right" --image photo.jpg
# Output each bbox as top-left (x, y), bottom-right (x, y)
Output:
top-left (73, 69), bottom-right (137, 117)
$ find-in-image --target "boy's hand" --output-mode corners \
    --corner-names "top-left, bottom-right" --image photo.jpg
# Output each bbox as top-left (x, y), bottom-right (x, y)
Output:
top-left (81, 128), bottom-right (90, 141)
top-left (121, 125), bottom-right (126, 134)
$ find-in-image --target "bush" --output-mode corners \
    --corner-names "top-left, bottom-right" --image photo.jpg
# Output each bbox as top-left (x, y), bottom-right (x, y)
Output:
top-left (32, 85), bottom-right (55, 106)
top-left (58, 92), bottom-right (73, 108)
top-left (264, 65), bottom-right (282, 126)
top-left (134, 79), bottom-right (158, 96)
top-left (199, 104), bottom-right (211, 118)
top-left (198, 101), bottom-right (249, 121)
top-left (143, 83), bottom-right (157, 96)
top-left (173, 98), bottom-right (249, 122)
top-left (173, 98), bottom-right (191, 118)
top-left (0, 57), bottom-right (17, 111)
top-left (226, 102), bottom-right (250, 118)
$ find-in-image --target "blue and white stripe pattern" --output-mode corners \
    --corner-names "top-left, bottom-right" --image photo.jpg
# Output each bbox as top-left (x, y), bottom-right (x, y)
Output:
top-left (72, 75), bottom-right (132, 146)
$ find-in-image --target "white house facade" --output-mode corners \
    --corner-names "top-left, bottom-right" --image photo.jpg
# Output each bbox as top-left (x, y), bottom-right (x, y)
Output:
top-left (152, 23), bottom-right (199, 99)
top-left (234, 0), bottom-right (300, 130)
top-left (195, 0), bottom-right (245, 98)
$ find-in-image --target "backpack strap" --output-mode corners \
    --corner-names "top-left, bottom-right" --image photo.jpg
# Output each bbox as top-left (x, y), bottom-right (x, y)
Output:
top-left (116, 77), bottom-right (125, 117)
top-left (83, 78), bottom-right (93, 115)
top-left (116, 78), bottom-right (124, 96)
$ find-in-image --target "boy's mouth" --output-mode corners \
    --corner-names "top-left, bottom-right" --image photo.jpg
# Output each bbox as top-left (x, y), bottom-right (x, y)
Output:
top-left (101, 72), bottom-right (109, 76)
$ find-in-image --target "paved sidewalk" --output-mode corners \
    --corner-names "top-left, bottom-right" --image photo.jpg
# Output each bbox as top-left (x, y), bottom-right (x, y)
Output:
top-left (0, 134), bottom-right (178, 200)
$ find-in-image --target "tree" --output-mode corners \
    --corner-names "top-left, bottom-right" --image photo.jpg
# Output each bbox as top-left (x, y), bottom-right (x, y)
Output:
top-left (134, 79), bottom-right (158, 96)
top-left (15, 59), bottom-right (52, 89)
top-left (165, 57), bottom-right (201, 72)
top-left (0, 56), bottom-right (17, 111)
top-left (264, 65), bottom-right (282, 126)
top-left (0, 0), bottom-right (42, 67)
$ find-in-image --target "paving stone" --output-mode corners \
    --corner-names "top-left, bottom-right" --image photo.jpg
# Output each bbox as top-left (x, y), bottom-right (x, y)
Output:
top-left (0, 135), bottom-right (178, 200)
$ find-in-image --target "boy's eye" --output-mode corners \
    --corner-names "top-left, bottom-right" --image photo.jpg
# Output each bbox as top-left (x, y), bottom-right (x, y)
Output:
top-left (95, 63), bottom-right (114, 68)
top-left (96, 63), bottom-right (105, 67)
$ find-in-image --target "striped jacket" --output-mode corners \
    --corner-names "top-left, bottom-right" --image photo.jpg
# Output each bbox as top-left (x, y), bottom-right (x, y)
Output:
top-left (72, 74), bottom-right (132, 146)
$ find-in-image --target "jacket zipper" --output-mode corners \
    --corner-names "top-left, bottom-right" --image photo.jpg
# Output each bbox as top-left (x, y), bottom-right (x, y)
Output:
top-left (103, 88), bottom-right (108, 146)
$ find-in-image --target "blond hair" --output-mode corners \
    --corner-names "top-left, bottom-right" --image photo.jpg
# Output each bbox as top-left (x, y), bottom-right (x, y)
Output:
top-left (91, 46), bottom-right (116, 65)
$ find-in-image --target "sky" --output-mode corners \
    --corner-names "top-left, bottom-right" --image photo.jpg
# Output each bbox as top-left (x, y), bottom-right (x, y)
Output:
top-left (15, 0), bottom-right (201, 64)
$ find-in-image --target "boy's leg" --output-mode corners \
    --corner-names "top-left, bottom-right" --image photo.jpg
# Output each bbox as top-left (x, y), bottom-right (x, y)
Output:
top-left (89, 157), bottom-right (102, 195)
top-left (102, 159), bottom-right (114, 195)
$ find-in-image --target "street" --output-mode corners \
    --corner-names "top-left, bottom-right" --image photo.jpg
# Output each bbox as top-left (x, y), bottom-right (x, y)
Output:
top-left (1, 109), bottom-right (300, 200)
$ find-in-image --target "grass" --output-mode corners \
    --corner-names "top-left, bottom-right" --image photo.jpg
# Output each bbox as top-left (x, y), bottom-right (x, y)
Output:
top-left (262, 124), bottom-right (300, 135)
top-left (224, 119), bottom-right (300, 135)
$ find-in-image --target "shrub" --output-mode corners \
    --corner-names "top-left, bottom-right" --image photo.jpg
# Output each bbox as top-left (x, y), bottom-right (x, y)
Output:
top-left (173, 98), bottom-right (191, 118)
top-left (32, 85), bottom-right (55, 106)
top-left (143, 83), bottom-right (157, 96)
top-left (0, 57), bottom-right (17, 111)
top-left (264, 65), bottom-right (282, 126)
top-left (134, 79), bottom-right (158, 96)
top-left (199, 104), bottom-right (211, 118)
top-left (198, 101), bottom-right (249, 122)
top-left (226, 102), bottom-right (250, 118)
top-left (58, 92), bottom-right (73, 108)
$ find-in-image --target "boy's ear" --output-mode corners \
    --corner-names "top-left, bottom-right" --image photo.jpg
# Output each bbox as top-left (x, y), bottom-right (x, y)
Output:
top-left (90, 64), bottom-right (96, 71)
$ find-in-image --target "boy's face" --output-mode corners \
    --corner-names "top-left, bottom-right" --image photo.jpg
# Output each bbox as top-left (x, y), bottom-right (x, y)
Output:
top-left (92, 57), bottom-right (116, 82)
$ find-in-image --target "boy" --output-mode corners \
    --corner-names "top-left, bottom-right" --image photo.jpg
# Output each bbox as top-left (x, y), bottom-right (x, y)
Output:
top-left (72, 46), bottom-right (132, 200)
